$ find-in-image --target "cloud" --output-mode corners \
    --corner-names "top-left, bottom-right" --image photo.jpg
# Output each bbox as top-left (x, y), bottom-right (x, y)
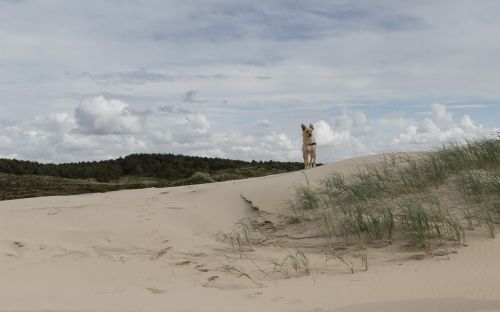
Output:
top-left (459, 115), bottom-right (479, 132)
top-left (182, 114), bottom-right (210, 134)
top-left (1, 1), bottom-right (500, 163)
top-left (377, 112), bottom-right (414, 129)
top-left (75, 96), bottom-right (144, 135)
top-left (393, 104), bottom-right (497, 145)
top-left (314, 120), bottom-right (351, 146)
top-left (264, 132), bottom-right (293, 150)
top-left (0, 135), bottom-right (11, 148)
top-left (33, 112), bottom-right (76, 133)
top-left (189, 148), bottom-right (227, 159)
top-left (0, 97), bottom-right (497, 164)
top-left (73, 70), bottom-right (172, 85)
top-left (70, 70), bottom-right (230, 86)
top-left (310, 108), bottom-right (373, 148)
top-left (59, 133), bottom-right (99, 152)
top-left (158, 104), bottom-right (193, 114)
top-left (150, 131), bottom-right (173, 145)
top-left (431, 103), bottom-right (453, 127)
top-left (335, 108), bottom-right (372, 136)
top-left (255, 119), bottom-right (271, 127)
top-left (182, 90), bottom-right (210, 104)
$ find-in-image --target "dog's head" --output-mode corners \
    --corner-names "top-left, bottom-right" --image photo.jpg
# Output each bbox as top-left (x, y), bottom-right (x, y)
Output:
top-left (301, 123), bottom-right (314, 138)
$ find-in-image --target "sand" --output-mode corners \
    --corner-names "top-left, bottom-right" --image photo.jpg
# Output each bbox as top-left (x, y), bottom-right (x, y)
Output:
top-left (0, 154), bottom-right (499, 311)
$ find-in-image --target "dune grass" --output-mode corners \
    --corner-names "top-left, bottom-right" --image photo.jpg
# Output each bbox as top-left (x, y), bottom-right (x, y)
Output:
top-left (273, 249), bottom-right (310, 278)
top-left (217, 136), bottom-right (498, 279)
top-left (216, 218), bottom-right (271, 252)
top-left (292, 136), bottom-right (499, 252)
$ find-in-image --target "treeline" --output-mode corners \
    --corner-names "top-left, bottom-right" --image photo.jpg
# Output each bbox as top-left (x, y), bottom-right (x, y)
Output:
top-left (0, 154), bottom-right (304, 182)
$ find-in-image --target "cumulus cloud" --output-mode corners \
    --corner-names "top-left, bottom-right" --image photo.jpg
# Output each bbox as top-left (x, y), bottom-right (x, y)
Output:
top-left (264, 132), bottom-right (293, 150)
top-left (33, 112), bottom-right (76, 133)
top-left (0, 92), bottom-right (497, 164)
top-left (393, 104), bottom-right (496, 145)
top-left (314, 120), bottom-right (352, 146)
top-left (58, 133), bottom-right (99, 152)
top-left (431, 103), bottom-right (453, 127)
top-left (377, 112), bottom-right (413, 128)
top-left (459, 115), bottom-right (482, 133)
top-left (75, 96), bottom-right (144, 135)
top-left (309, 108), bottom-right (373, 148)
top-left (335, 108), bottom-right (372, 136)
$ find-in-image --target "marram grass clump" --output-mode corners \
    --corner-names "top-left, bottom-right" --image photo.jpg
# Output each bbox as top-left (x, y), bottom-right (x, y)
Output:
top-left (292, 136), bottom-right (499, 250)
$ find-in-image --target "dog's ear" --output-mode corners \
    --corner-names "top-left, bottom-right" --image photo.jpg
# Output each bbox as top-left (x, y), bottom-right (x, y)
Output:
top-left (309, 123), bottom-right (314, 130)
top-left (301, 124), bottom-right (306, 131)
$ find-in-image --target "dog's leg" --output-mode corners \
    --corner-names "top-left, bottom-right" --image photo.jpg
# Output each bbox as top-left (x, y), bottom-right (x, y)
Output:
top-left (311, 149), bottom-right (316, 168)
top-left (303, 150), bottom-right (309, 169)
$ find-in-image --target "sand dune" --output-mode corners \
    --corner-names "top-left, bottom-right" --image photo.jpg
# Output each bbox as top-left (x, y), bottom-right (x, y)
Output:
top-left (0, 154), bottom-right (499, 311)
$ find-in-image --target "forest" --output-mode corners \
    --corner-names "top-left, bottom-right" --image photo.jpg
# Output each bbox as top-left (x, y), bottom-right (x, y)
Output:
top-left (0, 154), bottom-right (303, 182)
top-left (0, 154), bottom-right (306, 200)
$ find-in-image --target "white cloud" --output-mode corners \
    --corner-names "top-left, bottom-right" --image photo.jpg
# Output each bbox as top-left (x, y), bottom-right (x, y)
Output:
top-left (34, 112), bottom-right (76, 132)
top-left (183, 114), bottom-right (210, 134)
top-left (314, 120), bottom-right (351, 146)
top-left (0, 153), bottom-right (18, 160)
top-left (75, 96), bottom-right (144, 135)
top-left (378, 112), bottom-right (414, 129)
top-left (416, 118), bottom-right (439, 135)
top-left (431, 103), bottom-right (453, 127)
top-left (189, 148), bottom-right (227, 159)
top-left (150, 131), bottom-right (173, 145)
top-left (393, 104), bottom-right (496, 146)
top-left (264, 132), bottom-right (294, 150)
top-left (0, 98), bottom-right (497, 164)
top-left (59, 133), bottom-right (99, 151)
top-left (459, 115), bottom-right (481, 133)
top-left (124, 136), bottom-right (147, 150)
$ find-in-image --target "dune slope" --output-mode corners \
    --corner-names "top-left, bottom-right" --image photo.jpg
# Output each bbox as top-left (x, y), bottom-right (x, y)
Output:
top-left (0, 154), bottom-right (499, 312)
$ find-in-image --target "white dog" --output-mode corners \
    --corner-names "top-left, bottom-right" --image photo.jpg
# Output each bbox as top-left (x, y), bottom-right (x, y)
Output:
top-left (301, 123), bottom-right (317, 169)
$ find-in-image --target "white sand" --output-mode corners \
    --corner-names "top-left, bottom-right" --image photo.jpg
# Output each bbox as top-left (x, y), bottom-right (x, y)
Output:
top-left (0, 154), bottom-right (499, 311)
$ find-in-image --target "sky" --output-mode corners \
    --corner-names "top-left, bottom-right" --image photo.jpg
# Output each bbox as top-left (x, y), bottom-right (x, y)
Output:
top-left (0, 0), bottom-right (499, 164)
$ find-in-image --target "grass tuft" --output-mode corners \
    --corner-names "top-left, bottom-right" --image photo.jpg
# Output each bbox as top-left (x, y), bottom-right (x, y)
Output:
top-left (217, 218), bottom-right (270, 252)
top-left (273, 249), bottom-right (310, 278)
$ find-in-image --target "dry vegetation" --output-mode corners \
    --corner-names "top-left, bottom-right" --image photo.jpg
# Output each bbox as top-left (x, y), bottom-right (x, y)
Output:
top-left (218, 136), bottom-right (499, 277)
top-left (291, 136), bottom-right (499, 258)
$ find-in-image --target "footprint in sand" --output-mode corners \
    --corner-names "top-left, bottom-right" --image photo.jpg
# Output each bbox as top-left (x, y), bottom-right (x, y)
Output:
top-left (194, 264), bottom-right (210, 272)
top-left (150, 247), bottom-right (172, 260)
top-left (245, 291), bottom-right (263, 299)
top-left (175, 260), bottom-right (192, 266)
top-left (13, 241), bottom-right (25, 248)
top-left (200, 275), bottom-right (220, 288)
top-left (146, 287), bottom-right (165, 294)
top-left (51, 249), bottom-right (90, 261)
